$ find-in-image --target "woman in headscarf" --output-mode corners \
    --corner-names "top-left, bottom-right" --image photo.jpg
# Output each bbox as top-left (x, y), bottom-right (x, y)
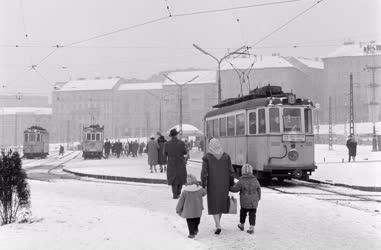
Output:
top-left (201, 137), bottom-right (235, 235)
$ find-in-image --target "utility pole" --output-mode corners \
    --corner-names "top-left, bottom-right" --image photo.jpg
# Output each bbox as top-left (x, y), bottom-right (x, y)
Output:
top-left (163, 74), bottom-right (199, 136)
top-left (329, 96), bottom-right (333, 150)
top-left (193, 44), bottom-right (248, 103)
top-left (349, 73), bottom-right (355, 137)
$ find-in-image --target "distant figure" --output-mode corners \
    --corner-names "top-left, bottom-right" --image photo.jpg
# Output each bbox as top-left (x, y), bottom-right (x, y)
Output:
top-left (104, 139), bottom-right (111, 159)
top-left (115, 140), bottom-right (122, 158)
top-left (59, 145), bottom-right (64, 156)
top-left (157, 132), bottom-right (167, 173)
top-left (138, 142), bottom-right (145, 156)
top-left (165, 128), bottom-right (188, 199)
top-left (147, 136), bottom-right (159, 173)
top-left (346, 136), bottom-right (357, 162)
top-left (230, 164), bottom-right (261, 235)
top-left (124, 142), bottom-right (129, 157)
top-left (199, 140), bottom-right (204, 152)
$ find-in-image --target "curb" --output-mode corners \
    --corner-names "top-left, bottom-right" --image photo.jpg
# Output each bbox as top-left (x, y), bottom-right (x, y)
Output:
top-left (62, 168), bottom-right (167, 184)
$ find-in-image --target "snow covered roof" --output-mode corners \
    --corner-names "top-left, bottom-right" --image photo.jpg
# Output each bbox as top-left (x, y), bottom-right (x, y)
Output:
top-left (221, 56), bottom-right (294, 70)
top-left (57, 78), bottom-right (122, 91)
top-left (118, 82), bottom-right (163, 91)
top-left (324, 42), bottom-right (381, 59)
top-left (0, 107), bottom-right (52, 115)
top-left (163, 71), bottom-right (216, 85)
top-left (295, 57), bottom-right (324, 69)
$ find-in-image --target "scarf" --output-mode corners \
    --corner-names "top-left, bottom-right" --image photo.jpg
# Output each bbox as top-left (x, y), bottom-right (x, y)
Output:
top-left (208, 138), bottom-right (224, 160)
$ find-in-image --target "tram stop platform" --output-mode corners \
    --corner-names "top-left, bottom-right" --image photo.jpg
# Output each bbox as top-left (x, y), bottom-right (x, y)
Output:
top-left (63, 146), bottom-right (381, 191)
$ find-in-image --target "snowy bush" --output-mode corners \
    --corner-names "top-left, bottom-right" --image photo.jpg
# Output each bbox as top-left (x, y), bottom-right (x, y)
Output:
top-left (0, 151), bottom-right (30, 225)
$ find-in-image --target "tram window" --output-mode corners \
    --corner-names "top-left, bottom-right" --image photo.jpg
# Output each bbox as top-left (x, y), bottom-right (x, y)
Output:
top-left (37, 134), bottom-right (41, 142)
top-left (283, 108), bottom-right (302, 133)
top-left (87, 133), bottom-right (91, 140)
top-left (227, 115), bottom-right (235, 136)
top-left (91, 133), bottom-right (96, 140)
top-left (96, 133), bottom-right (100, 141)
top-left (304, 109), bottom-right (313, 133)
top-left (24, 133), bottom-right (28, 142)
top-left (29, 133), bottom-right (36, 142)
top-left (249, 112), bottom-right (257, 134)
top-left (206, 120), bottom-right (213, 138)
top-left (236, 113), bottom-right (245, 135)
top-left (258, 109), bottom-right (266, 134)
top-left (269, 108), bottom-right (280, 133)
top-left (219, 117), bottom-right (227, 136)
top-left (213, 119), bottom-right (219, 137)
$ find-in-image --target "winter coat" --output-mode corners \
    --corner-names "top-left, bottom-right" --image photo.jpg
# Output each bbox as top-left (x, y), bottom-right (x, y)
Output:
top-left (176, 185), bottom-right (207, 219)
top-left (346, 139), bottom-right (357, 156)
top-left (230, 174), bottom-right (261, 209)
top-left (201, 153), bottom-right (235, 215)
top-left (164, 137), bottom-right (188, 185)
top-left (104, 142), bottom-right (111, 153)
top-left (157, 136), bottom-right (167, 165)
top-left (147, 139), bottom-right (159, 165)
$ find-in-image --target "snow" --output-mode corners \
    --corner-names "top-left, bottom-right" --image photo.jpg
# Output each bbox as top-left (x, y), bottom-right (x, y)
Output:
top-left (57, 78), bottom-right (121, 91)
top-left (221, 56), bottom-right (294, 70)
top-left (163, 71), bottom-right (215, 85)
top-left (118, 82), bottom-right (163, 91)
top-left (0, 107), bottom-right (52, 115)
top-left (324, 42), bottom-right (381, 58)
top-left (0, 177), bottom-right (380, 249)
top-left (295, 57), bottom-right (324, 69)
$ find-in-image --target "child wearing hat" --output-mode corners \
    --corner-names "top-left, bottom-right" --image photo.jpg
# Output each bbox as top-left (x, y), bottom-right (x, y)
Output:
top-left (176, 174), bottom-right (207, 239)
top-left (230, 163), bottom-right (261, 234)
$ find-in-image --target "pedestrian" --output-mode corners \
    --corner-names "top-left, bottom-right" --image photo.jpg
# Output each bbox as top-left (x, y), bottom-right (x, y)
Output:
top-left (104, 139), bottom-right (111, 159)
top-left (115, 139), bottom-right (122, 158)
top-left (157, 132), bottom-right (167, 173)
top-left (59, 145), bottom-right (64, 156)
top-left (176, 174), bottom-right (207, 239)
top-left (230, 163), bottom-right (261, 235)
top-left (147, 136), bottom-right (159, 173)
top-left (124, 142), bottom-right (129, 157)
top-left (164, 128), bottom-right (188, 199)
top-left (201, 137), bottom-right (234, 235)
top-left (346, 135), bottom-right (358, 162)
top-left (139, 142), bottom-right (145, 156)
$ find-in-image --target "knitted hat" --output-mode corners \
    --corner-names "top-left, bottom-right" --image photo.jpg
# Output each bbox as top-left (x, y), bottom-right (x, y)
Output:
top-left (242, 163), bottom-right (253, 175)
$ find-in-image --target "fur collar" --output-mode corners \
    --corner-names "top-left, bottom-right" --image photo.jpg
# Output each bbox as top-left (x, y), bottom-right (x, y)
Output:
top-left (183, 184), bottom-right (202, 192)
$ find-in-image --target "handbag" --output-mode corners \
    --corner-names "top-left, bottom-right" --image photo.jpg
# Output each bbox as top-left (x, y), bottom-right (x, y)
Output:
top-left (228, 196), bottom-right (237, 214)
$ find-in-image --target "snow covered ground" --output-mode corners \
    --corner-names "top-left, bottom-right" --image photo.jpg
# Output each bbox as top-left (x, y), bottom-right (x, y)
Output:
top-left (1, 179), bottom-right (380, 250)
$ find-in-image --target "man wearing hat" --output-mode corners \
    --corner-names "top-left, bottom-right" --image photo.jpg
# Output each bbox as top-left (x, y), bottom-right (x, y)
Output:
top-left (164, 128), bottom-right (189, 199)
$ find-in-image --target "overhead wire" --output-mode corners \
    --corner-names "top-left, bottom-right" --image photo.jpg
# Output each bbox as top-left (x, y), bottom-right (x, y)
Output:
top-left (19, 0), bottom-right (33, 65)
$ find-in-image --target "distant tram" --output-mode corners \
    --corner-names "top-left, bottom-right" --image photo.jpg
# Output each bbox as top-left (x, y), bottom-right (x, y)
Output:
top-left (23, 126), bottom-right (49, 159)
top-left (204, 85), bottom-right (316, 182)
top-left (82, 124), bottom-right (104, 159)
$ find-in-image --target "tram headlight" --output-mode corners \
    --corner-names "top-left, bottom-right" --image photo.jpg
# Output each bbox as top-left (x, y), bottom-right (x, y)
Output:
top-left (288, 149), bottom-right (299, 161)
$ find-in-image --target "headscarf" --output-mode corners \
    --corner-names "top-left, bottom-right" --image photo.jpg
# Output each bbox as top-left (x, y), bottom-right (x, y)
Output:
top-left (208, 138), bottom-right (224, 160)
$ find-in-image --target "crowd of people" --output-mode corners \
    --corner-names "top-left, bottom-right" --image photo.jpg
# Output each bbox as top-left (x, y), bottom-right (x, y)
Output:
top-left (103, 139), bottom-right (146, 159)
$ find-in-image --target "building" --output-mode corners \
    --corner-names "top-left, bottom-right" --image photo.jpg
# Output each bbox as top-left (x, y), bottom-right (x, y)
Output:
top-left (0, 107), bottom-right (51, 147)
top-left (162, 70), bottom-right (217, 132)
top-left (52, 78), bottom-right (125, 143)
top-left (220, 55), bottom-right (324, 104)
top-left (322, 41), bottom-right (381, 124)
top-left (0, 92), bottom-right (50, 107)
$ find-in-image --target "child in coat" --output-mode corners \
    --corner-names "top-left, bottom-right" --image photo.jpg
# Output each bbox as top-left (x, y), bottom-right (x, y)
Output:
top-left (230, 163), bottom-right (261, 234)
top-left (176, 174), bottom-right (207, 239)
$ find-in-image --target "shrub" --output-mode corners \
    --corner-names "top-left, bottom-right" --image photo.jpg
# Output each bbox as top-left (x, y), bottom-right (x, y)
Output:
top-left (0, 151), bottom-right (30, 225)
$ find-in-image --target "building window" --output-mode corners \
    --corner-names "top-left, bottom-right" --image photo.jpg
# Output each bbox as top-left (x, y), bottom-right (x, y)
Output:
top-left (249, 112), bottom-right (257, 134)
top-left (269, 108), bottom-right (280, 133)
top-left (258, 109), bottom-right (266, 134)
top-left (227, 115), bottom-right (235, 136)
top-left (236, 113), bottom-right (245, 135)
top-left (219, 117), bottom-right (227, 136)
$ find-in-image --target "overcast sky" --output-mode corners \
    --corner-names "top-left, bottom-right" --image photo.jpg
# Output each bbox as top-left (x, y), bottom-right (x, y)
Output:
top-left (0, 0), bottom-right (380, 96)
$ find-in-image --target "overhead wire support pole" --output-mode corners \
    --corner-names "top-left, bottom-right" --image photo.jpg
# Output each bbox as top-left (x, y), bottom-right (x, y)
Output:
top-left (193, 44), bottom-right (247, 103)
top-left (163, 74), bottom-right (199, 136)
top-left (349, 73), bottom-right (355, 137)
top-left (328, 96), bottom-right (333, 151)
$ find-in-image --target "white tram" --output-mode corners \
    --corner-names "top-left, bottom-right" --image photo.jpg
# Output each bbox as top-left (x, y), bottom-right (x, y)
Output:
top-left (82, 124), bottom-right (104, 159)
top-left (204, 85), bottom-right (316, 181)
top-left (23, 126), bottom-right (49, 159)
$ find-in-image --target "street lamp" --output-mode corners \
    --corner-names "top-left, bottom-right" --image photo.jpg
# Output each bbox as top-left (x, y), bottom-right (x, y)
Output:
top-left (193, 44), bottom-right (248, 103)
top-left (163, 74), bottom-right (199, 136)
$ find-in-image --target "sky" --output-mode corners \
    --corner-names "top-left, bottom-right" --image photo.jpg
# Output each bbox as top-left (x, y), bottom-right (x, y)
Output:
top-left (0, 0), bottom-right (380, 96)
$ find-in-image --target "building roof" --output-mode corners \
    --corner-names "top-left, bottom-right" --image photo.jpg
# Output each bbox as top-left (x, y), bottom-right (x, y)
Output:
top-left (0, 107), bottom-right (52, 115)
top-left (118, 82), bottom-right (163, 91)
top-left (163, 70), bottom-right (216, 85)
top-left (221, 55), bottom-right (294, 70)
top-left (324, 42), bottom-right (381, 59)
top-left (57, 78), bottom-right (122, 91)
top-left (294, 57), bottom-right (324, 69)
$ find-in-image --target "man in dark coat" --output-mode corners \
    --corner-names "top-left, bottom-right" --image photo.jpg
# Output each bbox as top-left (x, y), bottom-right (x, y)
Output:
top-left (157, 132), bottom-right (167, 173)
top-left (104, 139), bottom-right (111, 159)
top-left (164, 129), bottom-right (188, 199)
top-left (346, 136), bottom-right (357, 162)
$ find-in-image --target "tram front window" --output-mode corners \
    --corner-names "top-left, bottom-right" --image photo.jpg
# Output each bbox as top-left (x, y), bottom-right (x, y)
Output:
top-left (283, 108), bottom-right (302, 133)
top-left (269, 108), bottom-right (280, 133)
top-left (96, 133), bottom-right (100, 141)
top-left (29, 133), bottom-right (36, 142)
top-left (87, 133), bottom-right (91, 140)
top-left (206, 120), bottom-right (213, 138)
top-left (304, 108), bottom-right (313, 133)
top-left (24, 133), bottom-right (28, 142)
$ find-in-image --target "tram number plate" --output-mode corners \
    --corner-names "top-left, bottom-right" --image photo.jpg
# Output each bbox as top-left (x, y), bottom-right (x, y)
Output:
top-left (282, 134), bottom-right (305, 142)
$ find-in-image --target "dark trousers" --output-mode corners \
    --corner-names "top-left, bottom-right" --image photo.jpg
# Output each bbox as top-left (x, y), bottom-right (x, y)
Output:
top-left (186, 218), bottom-right (200, 235)
top-left (348, 154), bottom-right (355, 162)
top-left (240, 208), bottom-right (257, 226)
top-left (171, 184), bottom-right (183, 198)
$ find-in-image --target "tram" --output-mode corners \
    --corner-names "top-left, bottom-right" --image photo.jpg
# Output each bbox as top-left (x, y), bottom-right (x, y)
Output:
top-left (23, 126), bottom-right (49, 159)
top-left (82, 124), bottom-right (104, 159)
top-left (204, 85), bottom-right (316, 182)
